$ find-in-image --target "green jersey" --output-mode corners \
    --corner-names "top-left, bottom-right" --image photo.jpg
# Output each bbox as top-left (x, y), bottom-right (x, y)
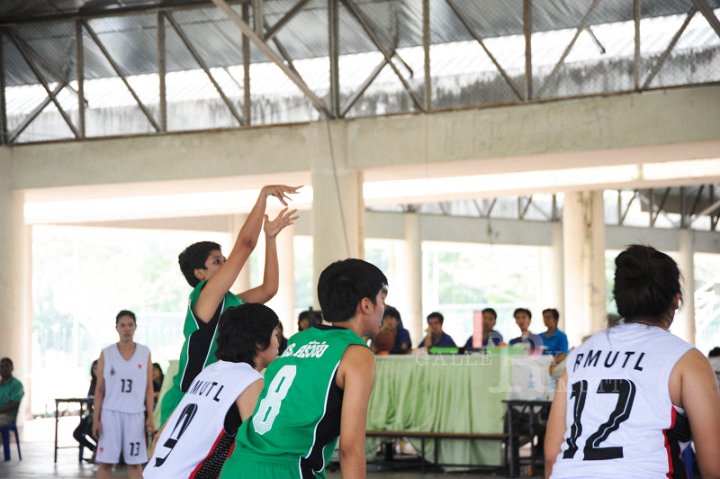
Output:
top-left (160, 280), bottom-right (242, 424)
top-left (222, 325), bottom-right (368, 479)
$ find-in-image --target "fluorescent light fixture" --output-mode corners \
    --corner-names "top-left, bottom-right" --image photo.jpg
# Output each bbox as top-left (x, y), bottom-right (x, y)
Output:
top-left (364, 164), bottom-right (639, 202)
top-left (641, 158), bottom-right (720, 181)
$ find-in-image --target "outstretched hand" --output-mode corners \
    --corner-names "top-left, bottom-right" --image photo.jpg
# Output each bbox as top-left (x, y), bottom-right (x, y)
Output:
top-left (264, 208), bottom-right (299, 238)
top-left (261, 185), bottom-right (302, 207)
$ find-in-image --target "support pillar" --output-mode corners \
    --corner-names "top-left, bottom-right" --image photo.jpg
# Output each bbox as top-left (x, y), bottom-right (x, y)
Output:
top-left (0, 154), bottom-right (32, 421)
top-left (675, 229), bottom-right (696, 344)
top-left (309, 122), bottom-right (364, 306)
top-left (402, 211), bottom-right (423, 344)
top-left (562, 191), bottom-right (607, 347)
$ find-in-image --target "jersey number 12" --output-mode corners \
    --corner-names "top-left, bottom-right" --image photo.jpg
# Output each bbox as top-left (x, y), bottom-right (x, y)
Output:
top-left (563, 378), bottom-right (636, 460)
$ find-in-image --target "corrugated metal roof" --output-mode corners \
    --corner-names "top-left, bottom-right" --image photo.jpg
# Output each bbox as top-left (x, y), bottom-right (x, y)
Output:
top-left (3, 0), bottom-right (720, 86)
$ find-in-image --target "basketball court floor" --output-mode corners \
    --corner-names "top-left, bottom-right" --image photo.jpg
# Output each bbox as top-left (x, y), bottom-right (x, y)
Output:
top-left (0, 417), bottom-right (531, 478)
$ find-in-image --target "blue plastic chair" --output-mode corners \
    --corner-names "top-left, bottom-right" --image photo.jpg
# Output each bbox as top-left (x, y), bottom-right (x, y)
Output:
top-left (0, 421), bottom-right (22, 461)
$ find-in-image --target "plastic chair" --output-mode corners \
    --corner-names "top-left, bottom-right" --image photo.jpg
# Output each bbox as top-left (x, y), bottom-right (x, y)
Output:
top-left (0, 421), bottom-right (21, 461)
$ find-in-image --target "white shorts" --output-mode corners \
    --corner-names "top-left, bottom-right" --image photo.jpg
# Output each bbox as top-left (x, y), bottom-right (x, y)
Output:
top-left (96, 409), bottom-right (148, 465)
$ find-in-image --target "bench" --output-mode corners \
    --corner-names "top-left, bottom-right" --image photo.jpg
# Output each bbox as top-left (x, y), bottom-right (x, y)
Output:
top-left (365, 430), bottom-right (508, 472)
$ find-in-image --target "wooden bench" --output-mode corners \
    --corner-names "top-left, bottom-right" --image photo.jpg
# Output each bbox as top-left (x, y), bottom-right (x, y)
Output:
top-left (365, 430), bottom-right (508, 472)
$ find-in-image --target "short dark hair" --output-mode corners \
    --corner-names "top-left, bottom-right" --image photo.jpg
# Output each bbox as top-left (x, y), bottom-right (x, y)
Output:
top-left (613, 245), bottom-right (681, 323)
top-left (215, 303), bottom-right (279, 367)
top-left (709, 347), bottom-right (720, 358)
top-left (427, 312), bottom-right (444, 324)
top-left (383, 305), bottom-right (402, 322)
top-left (317, 259), bottom-right (388, 323)
top-left (513, 308), bottom-right (532, 319)
top-left (0, 357), bottom-right (13, 367)
top-left (178, 241), bottom-right (221, 287)
top-left (481, 308), bottom-right (497, 320)
top-left (298, 307), bottom-right (323, 327)
top-left (116, 310), bottom-right (136, 325)
top-left (542, 308), bottom-right (560, 321)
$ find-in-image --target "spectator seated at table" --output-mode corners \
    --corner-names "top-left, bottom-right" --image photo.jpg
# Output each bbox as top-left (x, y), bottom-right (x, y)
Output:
top-left (463, 307), bottom-right (504, 352)
top-left (418, 311), bottom-right (456, 350)
top-left (0, 357), bottom-right (23, 427)
top-left (372, 306), bottom-right (412, 355)
top-left (508, 308), bottom-right (543, 354)
top-left (538, 308), bottom-right (569, 359)
top-left (73, 360), bottom-right (98, 456)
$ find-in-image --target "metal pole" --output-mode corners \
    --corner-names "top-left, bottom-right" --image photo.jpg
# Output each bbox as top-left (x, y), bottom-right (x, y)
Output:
top-left (82, 21), bottom-right (160, 131)
top-left (242, 2), bottom-right (251, 125)
top-left (633, 0), bottom-right (640, 90)
top-left (75, 19), bottom-right (85, 138)
top-left (158, 12), bottom-right (167, 132)
top-left (523, 0), bottom-right (532, 100)
top-left (423, 0), bottom-right (431, 111)
top-left (253, 0), bottom-right (264, 37)
top-left (0, 30), bottom-right (7, 145)
top-left (329, 0), bottom-right (340, 118)
top-left (642, 8), bottom-right (696, 89)
top-left (7, 29), bottom-right (80, 138)
top-left (211, 0), bottom-right (330, 116)
top-left (265, 0), bottom-right (310, 41)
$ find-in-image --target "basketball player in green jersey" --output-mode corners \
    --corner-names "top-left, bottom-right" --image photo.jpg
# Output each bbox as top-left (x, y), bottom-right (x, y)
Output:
top-left (159, 184), bottom-right (299, 425)
top-left (220, 258), bottom-right (388, 479)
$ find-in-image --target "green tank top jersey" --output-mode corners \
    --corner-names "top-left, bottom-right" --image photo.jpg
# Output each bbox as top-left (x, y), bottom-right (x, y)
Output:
top-left (223, 325), bottom-right (368, 479)
top-left (160, 280), bottom-right (242, 424)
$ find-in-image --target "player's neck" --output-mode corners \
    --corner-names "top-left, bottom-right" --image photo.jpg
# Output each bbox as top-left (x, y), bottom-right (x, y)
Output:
top-left (116, 341), bottom-right (137, 358)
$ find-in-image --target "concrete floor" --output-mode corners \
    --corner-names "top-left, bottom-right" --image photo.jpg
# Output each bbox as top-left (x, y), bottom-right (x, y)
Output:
top-left (0, 417), bottom-right (532, 478)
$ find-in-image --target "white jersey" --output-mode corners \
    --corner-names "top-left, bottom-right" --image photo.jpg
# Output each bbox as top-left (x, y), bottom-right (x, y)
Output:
top-left (144, 361), bottom-right (261, 479)
top-left (102, 343), bottom-right (150, 413)
top-left (551, 322), bottom-right (693, 479)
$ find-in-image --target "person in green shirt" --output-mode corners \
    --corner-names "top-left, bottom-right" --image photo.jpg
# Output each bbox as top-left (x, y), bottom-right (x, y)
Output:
top-left (159, 184), bottom-right (299, 425)
top-left (221, 258), bottom-right (388, 479)
top-left (0, 357), bottom-right (24, 426)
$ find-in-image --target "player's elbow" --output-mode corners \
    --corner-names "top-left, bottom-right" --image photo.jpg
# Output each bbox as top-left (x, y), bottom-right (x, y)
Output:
top-left (339, 439), bottom-right (364, 465)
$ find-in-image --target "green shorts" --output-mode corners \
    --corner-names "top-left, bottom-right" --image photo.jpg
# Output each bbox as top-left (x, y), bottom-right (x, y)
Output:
top-left (220, 449), bottom-right (324, 479)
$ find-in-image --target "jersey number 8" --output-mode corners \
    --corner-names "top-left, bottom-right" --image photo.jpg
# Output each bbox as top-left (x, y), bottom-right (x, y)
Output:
top-left (253, 365), bottom-right (297, 435)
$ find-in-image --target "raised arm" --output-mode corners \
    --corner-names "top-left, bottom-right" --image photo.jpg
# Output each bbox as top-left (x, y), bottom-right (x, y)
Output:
top-left (92, 351), bottom-right (106, 439)
top-left (194, 185), bottom-right (300, 322)
top-left (238, 207), bottom-right (298, 304)
top-left (337, 346), bottom-right (376, 479)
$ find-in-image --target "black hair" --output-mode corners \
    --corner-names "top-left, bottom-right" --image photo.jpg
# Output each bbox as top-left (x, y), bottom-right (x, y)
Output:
top-left (613, 245), bottom-right (681, 323)
top-left (542, 308), bottom-right (560, 321)
top-left (298, 307), bottom-right (323, 327)
top-left (178, 241), bottom-right (221, 287)
top-left (383, 305), bottom-right (402, 322)
top-left (116, 310), bottom-right (136, 325)
top-left (0, 357), bottom-right (13, 367)
top-left (317, 259), bottom-right (388, 323)
top-left (709, 347), bottom-right (720, 358)
top-left (215, 303), bottom-right (280, 367)
top-left (153, 363), bottom-right (164, 380)
top-left (427, 311), bottom-right (444, 324)
top-left (481, 308), bottom-right (497, 320)
top-left (513, 308), bottom-right (532, 319)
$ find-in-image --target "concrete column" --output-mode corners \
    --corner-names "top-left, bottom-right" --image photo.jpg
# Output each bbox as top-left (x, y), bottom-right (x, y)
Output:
top-left (402, 212), bottom-right (423, 344)
top-left (562, 191), bottom-right (607, 347)
top-left (0, 155), bottom-right (32, 420)
top-left (228, 214), bottom-right (251, 293)
top-left (309, 121), bottom-right (364, 305)
top-left (543, 222), bottom-right (565, 321)
top-left (674, 229), bottom-right (696, 344)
